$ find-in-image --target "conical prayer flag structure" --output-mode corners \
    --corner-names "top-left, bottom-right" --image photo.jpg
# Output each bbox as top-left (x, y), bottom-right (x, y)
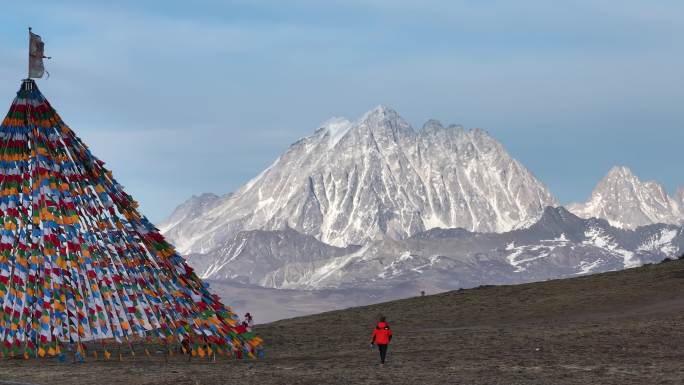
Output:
top-left (0, 79), bottom-right (262, 359)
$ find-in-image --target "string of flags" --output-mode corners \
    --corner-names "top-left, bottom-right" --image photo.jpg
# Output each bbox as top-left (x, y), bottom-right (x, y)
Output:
top-left (0, 78), bottom-right (263, 360)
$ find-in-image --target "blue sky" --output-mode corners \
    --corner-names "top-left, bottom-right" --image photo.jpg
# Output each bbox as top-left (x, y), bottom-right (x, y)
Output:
top-left (1, 0), bottom-right (682, 222)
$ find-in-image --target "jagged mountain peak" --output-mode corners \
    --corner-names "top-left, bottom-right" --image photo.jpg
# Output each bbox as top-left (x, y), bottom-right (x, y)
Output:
top-left (358, 105), bottom-right (407, 128)
top-left (421, 118), bottom-right (444, 132)
top-left (597, 166), bottom-right (669, 197)
top-left (314, 106), bottom-right (415, 149)
top-left (568, 166), bottom-right (682, 229)
top-left (605, 165), bottom-right (634, 178)
top-left (362, 104), bottom-right (399, 118)
top-left (469, 127), bottom-right (490, 137)
top-left (355, 105), bottom-right (414, 141)
top-left (419, 119), bottom-right (472, 138)
top-left (599, 166), bottom-right (665, 191)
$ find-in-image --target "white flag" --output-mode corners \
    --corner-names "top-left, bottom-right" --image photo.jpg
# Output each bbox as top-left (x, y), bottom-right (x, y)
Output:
top-left (29, 30), bottom-right (48, 78)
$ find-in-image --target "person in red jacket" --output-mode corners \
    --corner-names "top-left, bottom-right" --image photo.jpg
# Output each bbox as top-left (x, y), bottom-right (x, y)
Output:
top-left (370, 315), bottom-right (393, 364)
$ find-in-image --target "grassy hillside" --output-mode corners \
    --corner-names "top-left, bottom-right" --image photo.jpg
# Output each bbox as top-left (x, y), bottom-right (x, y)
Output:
top-left (2, 258), bottom-right (684, 384)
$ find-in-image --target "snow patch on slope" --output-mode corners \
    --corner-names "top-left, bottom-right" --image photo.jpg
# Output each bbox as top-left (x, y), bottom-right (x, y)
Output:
top-left (302, 245), bottom-right (370, 288)
top-left (583, 226), bottom-right (638, 268)
top-left (322, 117), bottom-right (353, 149)
top-left (637, 228), bottom-right (678, 255)
top-left (505, 234), bottom-right (569, 272)
top-left (576, 259), bottom-right (603, 275)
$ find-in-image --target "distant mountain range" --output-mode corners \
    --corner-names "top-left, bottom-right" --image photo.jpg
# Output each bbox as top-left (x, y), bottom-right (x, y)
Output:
top-left (159, 106), bottom-right (683, 321)
top-left (186, 207), bottom-right (683, 291)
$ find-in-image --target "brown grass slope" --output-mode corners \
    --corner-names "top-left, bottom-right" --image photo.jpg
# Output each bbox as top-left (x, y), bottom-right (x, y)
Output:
top-left (3, 259), bottom-right (684, 385)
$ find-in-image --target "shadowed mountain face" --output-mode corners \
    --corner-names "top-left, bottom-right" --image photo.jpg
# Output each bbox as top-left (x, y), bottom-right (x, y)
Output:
top-left (160, 106), bottom-right (557, 254)
top-left (187, 227), bottom-right (360, 285)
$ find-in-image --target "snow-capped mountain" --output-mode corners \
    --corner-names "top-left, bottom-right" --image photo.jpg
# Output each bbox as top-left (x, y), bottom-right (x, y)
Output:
top-left (186, 207), bottom-right (683, 292)
top-left (160, 106), bottom-right (558, 254)
top-left (568, 166), bottom-right (684, 229)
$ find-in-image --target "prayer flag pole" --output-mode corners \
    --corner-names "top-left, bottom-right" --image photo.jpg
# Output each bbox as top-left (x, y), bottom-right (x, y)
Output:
top-left (27, 27), bottom-right (31, 78)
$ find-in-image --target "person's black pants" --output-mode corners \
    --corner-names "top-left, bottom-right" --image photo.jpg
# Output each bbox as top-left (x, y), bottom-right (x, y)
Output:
top-left (377, 344), bottom-right (389, 363)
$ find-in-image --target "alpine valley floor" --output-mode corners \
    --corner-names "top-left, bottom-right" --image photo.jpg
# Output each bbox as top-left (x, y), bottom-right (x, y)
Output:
top-left (2, 259), bottom-right (684, 385)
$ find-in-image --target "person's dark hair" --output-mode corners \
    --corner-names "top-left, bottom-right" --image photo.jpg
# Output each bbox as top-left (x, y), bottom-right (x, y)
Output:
top-left (378, 315), bottom-right (386, 322)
